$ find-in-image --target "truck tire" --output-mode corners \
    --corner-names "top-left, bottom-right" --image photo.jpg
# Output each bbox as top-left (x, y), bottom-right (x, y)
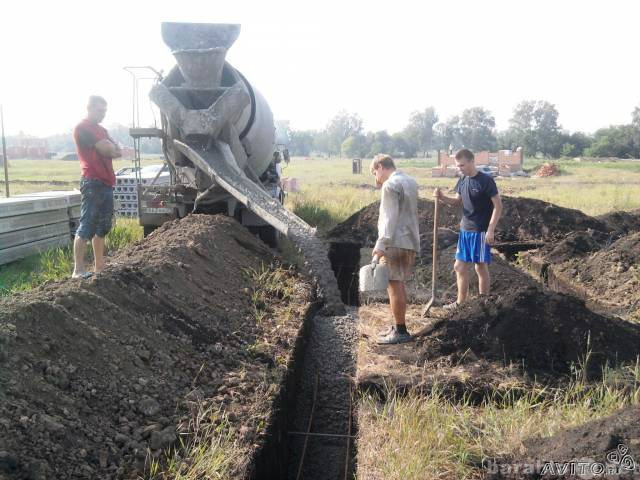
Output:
top-left (143, 225), bottom-right (158, 238)
top-left (258, 225), bottom-right (280, 247)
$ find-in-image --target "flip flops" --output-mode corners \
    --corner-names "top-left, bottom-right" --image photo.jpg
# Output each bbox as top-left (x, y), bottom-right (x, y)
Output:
top-left (71, 271), bottom-right (93, 279)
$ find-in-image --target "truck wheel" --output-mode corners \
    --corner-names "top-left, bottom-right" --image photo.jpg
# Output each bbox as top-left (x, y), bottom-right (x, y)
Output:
top-left (258, 226), bottom-right (280, 247)
top-left (143, 225), bottom-right (158, 238)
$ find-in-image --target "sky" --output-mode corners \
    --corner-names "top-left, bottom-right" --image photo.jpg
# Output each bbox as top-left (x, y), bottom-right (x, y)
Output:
top-left (1, 0), bottom-right (638, 137)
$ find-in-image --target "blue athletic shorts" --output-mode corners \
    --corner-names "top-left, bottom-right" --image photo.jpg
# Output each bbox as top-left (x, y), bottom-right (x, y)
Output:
top-left (455, 229), bottom-right (492, 264)
top-left (76, 177), bottom-right (114, 240)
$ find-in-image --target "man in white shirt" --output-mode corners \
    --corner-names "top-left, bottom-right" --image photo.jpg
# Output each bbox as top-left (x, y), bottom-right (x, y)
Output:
top-left (371, 154), bottom-right (420, 344)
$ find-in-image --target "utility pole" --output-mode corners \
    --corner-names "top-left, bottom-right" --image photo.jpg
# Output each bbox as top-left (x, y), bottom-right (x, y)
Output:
top-left (0, 105), bottom-right (8, 197)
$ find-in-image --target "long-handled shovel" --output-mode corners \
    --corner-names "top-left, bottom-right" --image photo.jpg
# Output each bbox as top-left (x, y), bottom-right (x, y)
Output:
top-left (422, 195), bottom-right (440, 317)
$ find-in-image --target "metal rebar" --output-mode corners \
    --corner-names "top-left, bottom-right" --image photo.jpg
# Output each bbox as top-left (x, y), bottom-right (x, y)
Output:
top-left (344, 382), bottom-right (353, 480)
top-left (296, 370), bottom-right (319, 480)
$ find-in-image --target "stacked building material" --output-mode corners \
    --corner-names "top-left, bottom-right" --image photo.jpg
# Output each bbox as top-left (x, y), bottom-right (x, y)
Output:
top-left (114, 164), bottom-right (170, 216)
top-left (535, 162), bottom-right (560, 177)
top-left (0, 191), bottom-right (80, 266)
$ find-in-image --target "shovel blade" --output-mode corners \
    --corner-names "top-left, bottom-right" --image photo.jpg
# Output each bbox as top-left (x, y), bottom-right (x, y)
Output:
top-left (421, 297), bottom-right (435, 317)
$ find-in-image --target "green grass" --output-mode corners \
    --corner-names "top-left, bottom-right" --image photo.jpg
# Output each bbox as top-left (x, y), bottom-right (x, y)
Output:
top-left (151, 263), bottom-right (301, 479)
top-left (148, 407), bottom-right (241, 480)
top-left (0, 217), bottom-right (142, 295)
top-left (283, 156), bottom-right (640, 230)
top-left (0, 157), bottom-right (162, 196)
top-left (358, 362), bottom-right (640, 480)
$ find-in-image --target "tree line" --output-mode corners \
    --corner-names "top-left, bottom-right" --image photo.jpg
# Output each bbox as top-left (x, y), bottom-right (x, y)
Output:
top-left (280, 101), bottom-right (640, 159)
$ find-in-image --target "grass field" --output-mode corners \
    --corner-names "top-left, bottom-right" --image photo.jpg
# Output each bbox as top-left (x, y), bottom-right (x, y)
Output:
top-left (0, 157), bottom-right (162, 196)
top-left (0, 217), bottom-right (142, 295)
top-left (2, 155), bottom-right (640, 478)
top-left (3, 155), bottom-right (639, 291)
top-left (282, 156), bottom-right (640, 233)
top-left (358, 363), bottom-right (640, 479)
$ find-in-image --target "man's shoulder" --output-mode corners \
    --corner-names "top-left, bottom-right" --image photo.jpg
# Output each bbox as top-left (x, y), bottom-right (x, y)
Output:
top-left (75, 119), bottom-right (106, 133)
top-left (391, 171), bottom-right (417, 188)
top-left (478, 171), bottom-right (498, 188)
top-left (74, 119), bottom-right (89, 133)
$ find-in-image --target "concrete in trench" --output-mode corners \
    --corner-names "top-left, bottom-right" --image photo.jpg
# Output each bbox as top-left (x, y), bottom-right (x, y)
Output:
top-left (287, 307), bottom-right (358, 479)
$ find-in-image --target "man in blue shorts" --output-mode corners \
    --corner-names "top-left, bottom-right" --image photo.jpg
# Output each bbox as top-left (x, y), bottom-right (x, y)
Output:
top-left (434, 149), bottom-right (503, 309)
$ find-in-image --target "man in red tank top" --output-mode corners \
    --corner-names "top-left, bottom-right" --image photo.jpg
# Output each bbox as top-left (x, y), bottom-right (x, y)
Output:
top-left (72, 96), bottom-right (122, 279)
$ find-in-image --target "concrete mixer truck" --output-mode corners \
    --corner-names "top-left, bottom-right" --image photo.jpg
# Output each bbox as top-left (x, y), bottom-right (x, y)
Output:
top-left (135, 23), bottom-right (285, 245)
top-left (132, 22), bottom-right (345, 314)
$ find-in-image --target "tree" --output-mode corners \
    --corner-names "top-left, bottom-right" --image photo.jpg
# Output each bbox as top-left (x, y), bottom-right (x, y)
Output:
top-left (558, 132), bottom-right (592, 158)
top-left (433, 116), bottom-right (462, 151)
top-left (288, 130), bottom-right (316, 156)
top-left (632, 105), bottom-right (640, 148)
top-left (632, 105), bottom-right (640, 129)
top-left (403, 107), bottom-right (438, 156)
top-left (324, 110), bottom-right (363, 156)
top-left (341, 134), bottom-right (369, 158)
top-left (391, 132), bottom-right (417, 158)
top-left (585, 125), bottom-right (639, 158)
top-left (312, 131), bottom-right (331, 156)
top-left (274, 120), bottom-right (291, 145)
top-left (508, 100), bottom-right (561, 158)
top-left (367, 130), bottom-right (393, 157)
top-left (459, 107), bottom-right (497, 151)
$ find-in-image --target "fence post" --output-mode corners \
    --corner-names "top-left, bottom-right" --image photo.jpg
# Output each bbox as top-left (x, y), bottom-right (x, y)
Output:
top-left (1, 105), bottom-right (9, 198)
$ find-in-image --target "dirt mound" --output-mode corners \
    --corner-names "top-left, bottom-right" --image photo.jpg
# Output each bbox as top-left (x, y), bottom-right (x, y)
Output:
top-left (416, 286), bottom-right (640, 379)
top-left (497, 197), bottom-right (607, 243)
top-left (524, 229), bottom-right (611, 265)
top-left (0, 215), bottom-right (312, 479)
top-left (596, 208), bottom-right (640, 236)
top-left (414, 243), bottom-right (540, 301)
top-left (488, 406), bottom-right (640, 479)
top-left (552, 232), bottom-right (640, 321)
top-left (326, 198), bottom-right (460, 247)
top-left (326, 196), bottom-right (608, 247)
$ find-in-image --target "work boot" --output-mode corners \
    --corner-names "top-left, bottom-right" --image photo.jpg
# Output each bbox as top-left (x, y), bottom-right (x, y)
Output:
top-left (376, 326), bottom-right (413, 345)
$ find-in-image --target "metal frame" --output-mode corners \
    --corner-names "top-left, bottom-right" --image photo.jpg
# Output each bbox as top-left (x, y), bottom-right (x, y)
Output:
top-left (291, 372), bottom-right (355, 480)
top-left (123, 66), bottom-right (163, 185)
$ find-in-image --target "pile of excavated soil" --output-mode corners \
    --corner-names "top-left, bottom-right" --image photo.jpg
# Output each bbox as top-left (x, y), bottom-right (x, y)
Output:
top-left (596, 208), bottom-right (640, 236)
top-left (326, 198), bottom-right (459, 247)
top-left (416, 286), bottom-right (640, 379)
top-left (487, 406), bottom-right (640, 479)
top-left (0, 215), bottom-right (312, 480)
top-left (522, 229), bottom-right (611, 265)
top-left (326, 196), bottom-right (608, 248)
top-left (356, 304), bottom-right (533, 403)
top-left (551, 232), bottom-right (640, 321)
top-left (359, 239), bottom-right (539, 306)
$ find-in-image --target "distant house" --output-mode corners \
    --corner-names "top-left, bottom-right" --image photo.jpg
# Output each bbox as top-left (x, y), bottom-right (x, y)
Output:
top-left (7, 135), bottom-right (51, 159)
